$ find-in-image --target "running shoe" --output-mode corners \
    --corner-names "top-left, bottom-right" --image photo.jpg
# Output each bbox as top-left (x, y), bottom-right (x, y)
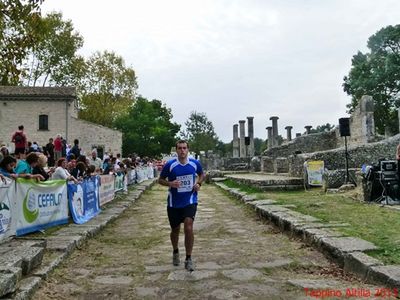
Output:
top-left (172, 252), bottom-right (180, 266)
top-left (184, 258), bottom-right (194, 272)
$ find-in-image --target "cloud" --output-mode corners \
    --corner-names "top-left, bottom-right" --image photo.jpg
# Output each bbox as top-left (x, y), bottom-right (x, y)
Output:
top-left (42, 0), bottom-right (400, 142)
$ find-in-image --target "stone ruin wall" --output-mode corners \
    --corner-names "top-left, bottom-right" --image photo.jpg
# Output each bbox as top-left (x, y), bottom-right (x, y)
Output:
top-left (262, 131), bottom-right (338, 159)
top-left (260, 95), bottom-right (384, 175)
top-left (288, 134), bottom-right (399, 177)
top-left (201, 95), bottom-right (389, 174)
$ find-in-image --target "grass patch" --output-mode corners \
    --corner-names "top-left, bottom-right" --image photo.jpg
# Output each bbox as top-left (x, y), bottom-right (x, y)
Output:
top-left (223, 179), bottom-right (264, 194)
top-left (222, 182), bottom-right (400, 264)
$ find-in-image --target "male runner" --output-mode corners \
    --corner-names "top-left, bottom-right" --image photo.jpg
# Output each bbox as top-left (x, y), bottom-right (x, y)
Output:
top-left (158, 140), bottom-right (204, 271)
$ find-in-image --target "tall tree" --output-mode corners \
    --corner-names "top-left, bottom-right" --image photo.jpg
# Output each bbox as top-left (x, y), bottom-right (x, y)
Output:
top-left (181, 111), bottom-right (219, 154)
top-left (113, 97), bottom-right (180, 157)
top-left (343, 25), bottom-right (400, 134)
top-left (254, 137), bottom-right (266, 155)
top-left (0, 0), bottom-right (43, 85)
top-left (22, 12), bottom-right (84, 86)
top-left (77, 51), bottom-right (138, 128)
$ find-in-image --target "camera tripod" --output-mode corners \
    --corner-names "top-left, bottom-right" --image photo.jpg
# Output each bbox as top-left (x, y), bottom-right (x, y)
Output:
top-left (376, 171), bottom-right (399, 205)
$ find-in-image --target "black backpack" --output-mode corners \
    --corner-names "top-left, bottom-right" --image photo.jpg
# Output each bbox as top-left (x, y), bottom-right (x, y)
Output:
top-left (14, 132), bottom-right (24, 143)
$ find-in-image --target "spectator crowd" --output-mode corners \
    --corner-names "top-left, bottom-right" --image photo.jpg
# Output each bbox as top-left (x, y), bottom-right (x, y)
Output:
top-left (0, 125), bottom-right (163, 183)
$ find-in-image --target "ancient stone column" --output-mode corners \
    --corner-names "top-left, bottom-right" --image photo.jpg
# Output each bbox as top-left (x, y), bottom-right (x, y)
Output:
top-left (247, 116), bottom-right (254, 157)
top-left (232, 124), bottom-right (239, 158)
top-left (239, 120), bottom-right (246, 157)
top-left (304, 125), bottom-right (312, 134)
top-left (285, 126), bottom-right (293, 142)
top-left (269, 116), bottom-right (279, 147)
top-left (266, 126), bottom-right (273, 148)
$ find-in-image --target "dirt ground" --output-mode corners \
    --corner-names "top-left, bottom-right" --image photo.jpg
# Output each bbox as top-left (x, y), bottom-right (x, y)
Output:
top-left (34, 184), bottom-right (378, 300)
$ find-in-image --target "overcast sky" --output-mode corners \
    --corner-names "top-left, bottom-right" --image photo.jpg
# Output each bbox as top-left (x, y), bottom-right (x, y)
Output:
top-left (42, 0), bottom-right (400, 142)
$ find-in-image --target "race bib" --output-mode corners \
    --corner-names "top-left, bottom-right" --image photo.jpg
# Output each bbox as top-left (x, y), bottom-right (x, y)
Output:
top-left (176, 175), bottom-right (193, 193)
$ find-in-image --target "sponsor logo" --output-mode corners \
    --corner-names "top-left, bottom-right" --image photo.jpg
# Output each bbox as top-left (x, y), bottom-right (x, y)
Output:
top-left (23, 188), bottom-right (39, 223)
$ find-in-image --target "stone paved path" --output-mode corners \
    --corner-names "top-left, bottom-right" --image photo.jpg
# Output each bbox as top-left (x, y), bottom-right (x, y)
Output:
top-left (34, 184), bottom-right (378, 299)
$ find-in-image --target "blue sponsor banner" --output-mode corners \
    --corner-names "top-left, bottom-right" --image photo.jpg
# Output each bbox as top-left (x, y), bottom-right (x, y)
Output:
top-left (68, 176), bottom-right (101, 224)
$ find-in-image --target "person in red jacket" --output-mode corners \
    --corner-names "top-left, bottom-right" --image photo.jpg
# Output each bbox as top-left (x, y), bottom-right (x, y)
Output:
top-left (54, 134), bottom-right (63, 161)
top-left (11, 125), bottom-right (27, 158)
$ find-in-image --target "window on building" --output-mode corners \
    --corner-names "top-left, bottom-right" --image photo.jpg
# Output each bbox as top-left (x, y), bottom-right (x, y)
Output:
top-left (39, 114), bottom-right (48, 130)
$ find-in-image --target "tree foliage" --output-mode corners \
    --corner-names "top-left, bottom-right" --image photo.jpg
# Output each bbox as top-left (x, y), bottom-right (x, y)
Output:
top-left (309, 123), bottom-right (335, 134)
top-left (343, 25), bottom-right (400, 134)
top-left (113, 97), bottom-right (180, 157)
top-left (0, 0), bottom-right (43, 85)
top-left (22, 12), bottom-right (84, 86)
top-left (181, 111), bottom-right (219, 154)
top-left (77, 51), bottom-right (138, 128)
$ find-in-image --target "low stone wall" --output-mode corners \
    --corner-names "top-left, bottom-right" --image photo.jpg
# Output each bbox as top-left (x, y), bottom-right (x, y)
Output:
top-left (288, 134), bottom-right (400, 177)
top-left (263, 131), bottom-right (338, 159)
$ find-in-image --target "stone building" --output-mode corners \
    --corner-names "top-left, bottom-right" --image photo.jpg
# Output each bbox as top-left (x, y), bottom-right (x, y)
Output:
top-left (0, 86), bottom-right (122, 158)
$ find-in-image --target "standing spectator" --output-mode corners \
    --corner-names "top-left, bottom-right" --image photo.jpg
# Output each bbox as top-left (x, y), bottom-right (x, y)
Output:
top-left (61, 137), bottom-right (67, 158)
top-left (54, 134), bottom-right (63, 161)
top-left (89, 149), bottom-right (102, 172)
top-left (11, 125), bottom-right (27, 158)
top-left (102, 158), bottom-right (111, 175)
top-left (70, 139), bottom-right (81, 160)
top-left (44, 138), bottom-right (55, 167)
top-left (32, 141), bottom-right (39, 152)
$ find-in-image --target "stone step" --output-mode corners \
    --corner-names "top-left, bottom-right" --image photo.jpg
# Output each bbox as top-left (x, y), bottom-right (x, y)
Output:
top-left (259, 184), bottom-right (304, 191)
top-left (0, 240), bottom-right (46, 298)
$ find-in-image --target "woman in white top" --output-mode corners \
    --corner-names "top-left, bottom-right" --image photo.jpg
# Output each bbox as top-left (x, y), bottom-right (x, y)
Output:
top-left (52, 158), bottom-right (78, 183)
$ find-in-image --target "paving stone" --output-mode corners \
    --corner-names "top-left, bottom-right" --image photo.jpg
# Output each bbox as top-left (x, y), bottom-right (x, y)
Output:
top-left (93, 275), bottom-right (133, 285)
top-left (211, 177), bottom-right (227, 182)
top-left (319, 237), bottom-right (378, 267)
top-left (10, 276), bottom-right (42, 300)
top-left (344, 252), bottom-right (383, 280)
top-left (167, 270), bottom-right (217, 281)
top-left (302, 228), bottom-right (344, 246)
top-left (32, 252), bottom-right (68, 279)
top-left (145, 265), bottom-right (176, 273)
top-left (196, 261), bottom-right (222, 270)
top-left (221, 268), bottom-right (262, 281)
top-left (248, 199), bottom-right (277, 206)
top-left (242, 195), bottom-right (257, 202)
top-left (320, 237), bottom-right (378, 253)
top-left (250, 258), bottom-right (293, 269)
top-left (46, 235), bottom-right (83, 253)
top-left (367, 265), bottom-right (400, 288)
top-left (287, 278), bottom-right (343, 289)
top-left (135, 287), bottom-right (159, 297)
top-left (207, 289), bottom-right (243, 299)
top-left (19, 247), bottom-right (45, 275)
top-left (0, 267), bottom-right (21, 297)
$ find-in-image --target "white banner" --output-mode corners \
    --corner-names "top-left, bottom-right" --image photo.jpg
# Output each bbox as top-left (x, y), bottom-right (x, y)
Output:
top-left (305, 161), bottom-right (325, 186)
top-left (99, 175), bottom-right (115, 206)
top-left (127, 169), bottom-right (136, 185)
top-left (0, 178), bottom-right (16, 242)
top-left (15, 179), bottom-right (69, 236)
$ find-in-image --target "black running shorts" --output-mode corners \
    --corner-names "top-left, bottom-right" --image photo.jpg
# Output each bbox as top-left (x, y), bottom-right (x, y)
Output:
top-left (167, 203), bottom-right (197, 229)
